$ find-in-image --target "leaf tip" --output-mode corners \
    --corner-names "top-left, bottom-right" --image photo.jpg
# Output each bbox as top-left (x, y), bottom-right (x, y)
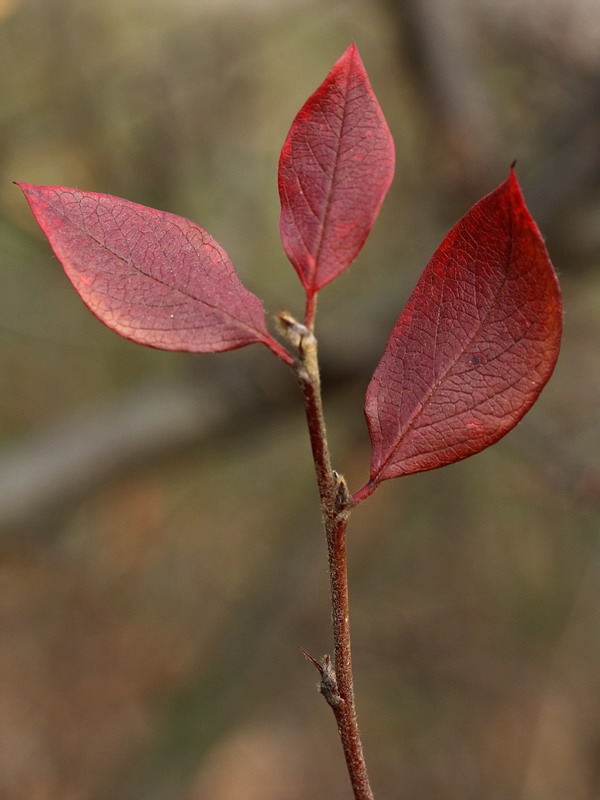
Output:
top-left (340, 42), bottom-right (368, 77)
top-left (15, 180), bottom-right (39, 192)
top-left (15, 181), bottom-right (47, 209)
top-left (503, 164), bottom-right (526, 208)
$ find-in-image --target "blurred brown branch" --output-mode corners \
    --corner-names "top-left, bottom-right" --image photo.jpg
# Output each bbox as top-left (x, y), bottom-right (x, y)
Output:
top-left (384, 0), bottom-right (495, 193)
top-left (1, 348), bottom-right (597, 538)
top-left (384, 0), bottom-right (600, 241)
top-left (0, 360), bottom-right (296, 537)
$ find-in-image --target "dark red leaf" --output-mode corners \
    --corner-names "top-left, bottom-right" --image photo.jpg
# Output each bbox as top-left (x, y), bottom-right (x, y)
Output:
top-left (278, 43), bottom-right (395, 298)
top-left (358, 169), bottom-right (562, 498)
top-left (18, 184), bottom-right (287, 357)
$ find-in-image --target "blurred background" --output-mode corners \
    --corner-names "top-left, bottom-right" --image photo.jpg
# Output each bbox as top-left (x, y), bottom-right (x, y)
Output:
top-left (1, 0), bottom-right (600, 798)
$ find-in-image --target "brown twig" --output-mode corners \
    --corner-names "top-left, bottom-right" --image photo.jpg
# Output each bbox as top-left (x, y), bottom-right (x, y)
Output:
top-left (280, 312), bottom-right (373, 800)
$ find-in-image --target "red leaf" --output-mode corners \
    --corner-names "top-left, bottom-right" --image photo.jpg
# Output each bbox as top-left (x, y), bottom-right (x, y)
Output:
top-left (358, 169), bottom-right (562, 497)
top-left (278, 43), bottom-right (395, 298)
top-left (18, 184), bottom-right (284, 356)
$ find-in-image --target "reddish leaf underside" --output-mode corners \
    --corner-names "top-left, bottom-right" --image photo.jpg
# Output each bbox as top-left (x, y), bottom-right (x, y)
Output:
top-left (278, 43), bottom-right (395, 297)
top-left (19, 184), bottom-right (274, 353)
top-left (361, 169), bottom-right (562, 494)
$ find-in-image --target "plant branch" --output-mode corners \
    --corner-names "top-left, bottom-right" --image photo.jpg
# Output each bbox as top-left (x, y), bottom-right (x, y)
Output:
top-left (324, 507), bottom-right (373, 800)
top-left (297, 329), bottom-right (336, 509)
top-left (279, 311), bottom-right (374, 800)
